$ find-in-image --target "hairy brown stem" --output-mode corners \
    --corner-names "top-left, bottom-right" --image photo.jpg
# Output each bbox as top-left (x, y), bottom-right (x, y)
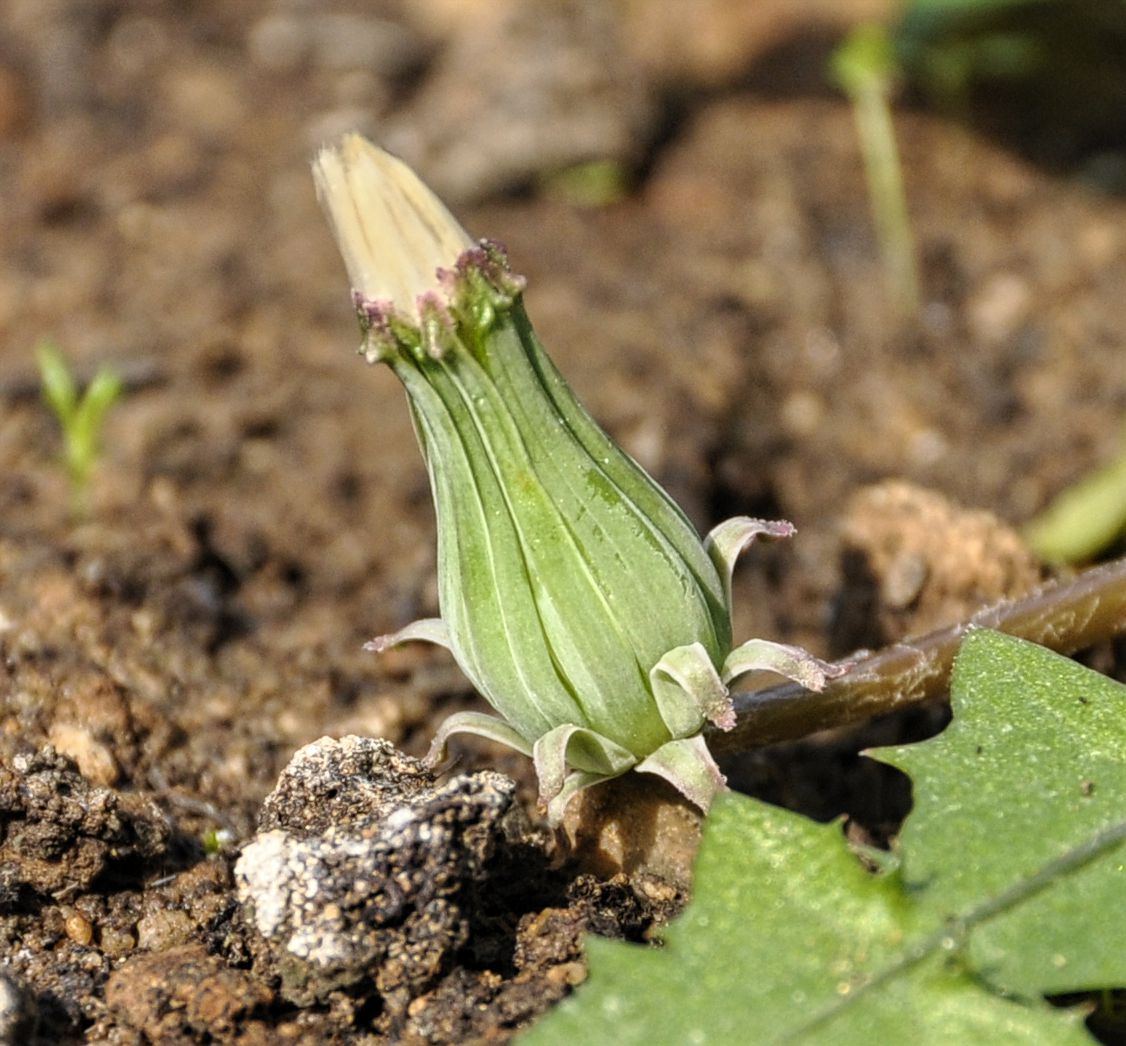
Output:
top-left (709, 557), bottom-right (1126, 755)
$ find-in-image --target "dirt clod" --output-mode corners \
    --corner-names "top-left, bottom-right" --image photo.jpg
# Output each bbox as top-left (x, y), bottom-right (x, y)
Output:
top-left (833, 480), bottom-right (1045, 652)
top-left (101, 945), bottom-right (272, 1045)
top-left (236, 736), bottom-right (517, 1018)
top-left (256, 735), bottom-right (439, 837)
top-left (0, 747), bottom-right (170, 904)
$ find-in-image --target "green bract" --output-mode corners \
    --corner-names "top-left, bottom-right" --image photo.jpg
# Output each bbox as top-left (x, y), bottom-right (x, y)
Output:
top-left (314, 135), bottom-right (844, 824)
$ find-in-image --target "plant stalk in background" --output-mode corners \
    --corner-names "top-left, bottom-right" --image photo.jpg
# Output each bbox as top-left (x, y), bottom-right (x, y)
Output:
top-left (832, 23), bottom-right (921, 319)
top-left (314, 135), bottom-right (844, 825)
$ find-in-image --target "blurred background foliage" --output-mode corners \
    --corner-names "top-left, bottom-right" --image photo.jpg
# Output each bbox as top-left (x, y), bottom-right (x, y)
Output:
top-left (895, 0), bottom-right (1126, 186)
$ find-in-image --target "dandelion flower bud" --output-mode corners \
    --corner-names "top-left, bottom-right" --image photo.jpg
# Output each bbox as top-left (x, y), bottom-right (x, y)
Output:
top-left (314, 135), bottom-right (844, 824)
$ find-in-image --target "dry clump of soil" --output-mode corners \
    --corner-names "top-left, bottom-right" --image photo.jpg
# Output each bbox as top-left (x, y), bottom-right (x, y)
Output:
top-left (831, 479), bottom-right (1046, 651)
top-left (1, 0), bottom-right (1125, 1043)
top-left (0, 735), bottom-right (681, 1044)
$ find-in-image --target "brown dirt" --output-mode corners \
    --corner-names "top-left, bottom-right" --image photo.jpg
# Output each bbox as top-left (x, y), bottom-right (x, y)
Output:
top-left (1, 1), bottom-right (1124, 1042)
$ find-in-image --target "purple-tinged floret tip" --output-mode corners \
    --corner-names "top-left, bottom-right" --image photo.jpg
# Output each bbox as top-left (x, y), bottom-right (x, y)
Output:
top-left (439, 239), bottom-right (527, 306)
top-left (765, 520), bottom-right (797, 540)
top-left (352, 291), bottom-right (397, 331)
top-left (352, 292), bottom-right (402, 362)
top-left (475, 239), bottom-right (528, 298)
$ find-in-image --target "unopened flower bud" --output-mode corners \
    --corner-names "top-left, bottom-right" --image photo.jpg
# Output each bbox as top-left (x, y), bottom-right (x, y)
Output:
top-left (314, 134), bottom-right (844, 824)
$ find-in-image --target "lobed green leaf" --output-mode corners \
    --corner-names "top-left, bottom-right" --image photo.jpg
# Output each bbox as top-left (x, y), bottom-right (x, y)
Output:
top-left (524, 631), bottom-right (1126, 1043)
top-left (876, 629), bottom-right (1126, 995)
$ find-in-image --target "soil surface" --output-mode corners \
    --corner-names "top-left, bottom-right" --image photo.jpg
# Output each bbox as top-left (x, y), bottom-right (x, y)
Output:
top-left (1, 1), bottom-right (1124, 1043)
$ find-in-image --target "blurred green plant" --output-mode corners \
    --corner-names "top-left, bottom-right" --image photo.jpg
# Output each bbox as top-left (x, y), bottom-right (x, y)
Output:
top-left (831, 0), bottom-right (1126, 318)
top-left (202, 828), bottom-right (234, 855)
top-left (831, 23), bottom-right (920, 319)
top-left (896, 0), bottom-right (1126, 181)
top-left (1023, 424), bottom-right (1126, 565)
top-left (36, 339), bottom-right (123, 516)
top-left (540, 159), bottom-right (630, 208)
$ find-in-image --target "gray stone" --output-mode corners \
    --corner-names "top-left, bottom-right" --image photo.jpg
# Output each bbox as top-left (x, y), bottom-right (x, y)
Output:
top-left (0, 973), bottom-right (36, 1045)
top-left (235, 736), bottom-right (516, 1013)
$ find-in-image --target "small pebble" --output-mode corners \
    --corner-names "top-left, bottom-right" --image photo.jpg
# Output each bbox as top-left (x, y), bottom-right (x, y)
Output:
top-left (780, 389), bottom-right (825, 438)
top-left (546, 961), bottom-right (586, 987)
top-left (99, 926), bottom-right (137, 958)
top-left (47, 722), bottom-right (119, 787)
top-left (136, 909), bottom-right (194, 952)
top-left (968, 271), bottom-right (1032, 344)
top-left (64, 910), bottom-right (94, 946)
top-left (881, 554), bottom-right (929, 610)
top-left (164, 66), bottom-right (245, 141)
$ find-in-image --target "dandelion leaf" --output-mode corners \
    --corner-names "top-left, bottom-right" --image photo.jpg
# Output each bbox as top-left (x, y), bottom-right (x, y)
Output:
top-left (877, 629), bottom-right (1126, 996)
top-left (523, 630), bottom-right (1126, 1044)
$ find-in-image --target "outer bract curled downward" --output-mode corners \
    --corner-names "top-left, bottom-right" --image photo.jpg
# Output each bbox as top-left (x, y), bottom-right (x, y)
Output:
top-left (314, 135), bottom-right (844, 825)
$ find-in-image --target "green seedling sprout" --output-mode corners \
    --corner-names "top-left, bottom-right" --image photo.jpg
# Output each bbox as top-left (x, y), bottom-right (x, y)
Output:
top-left (831, 23), bottom-right (921, 319)
top-left (1022, 422), bottom-right (1126, 565)
top-left (36, 340), bottom-right (123, 516)
top-left (203, 828), bottom-right (234, 855)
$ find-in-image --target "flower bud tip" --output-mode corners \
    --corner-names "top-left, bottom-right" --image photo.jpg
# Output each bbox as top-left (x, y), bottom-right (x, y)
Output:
top-left (313, 134), bottom-right (473, 322)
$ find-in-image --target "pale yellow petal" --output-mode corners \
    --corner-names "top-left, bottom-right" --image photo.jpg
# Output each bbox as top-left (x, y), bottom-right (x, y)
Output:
top-left (313, 134), bottom-right (473, 318)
